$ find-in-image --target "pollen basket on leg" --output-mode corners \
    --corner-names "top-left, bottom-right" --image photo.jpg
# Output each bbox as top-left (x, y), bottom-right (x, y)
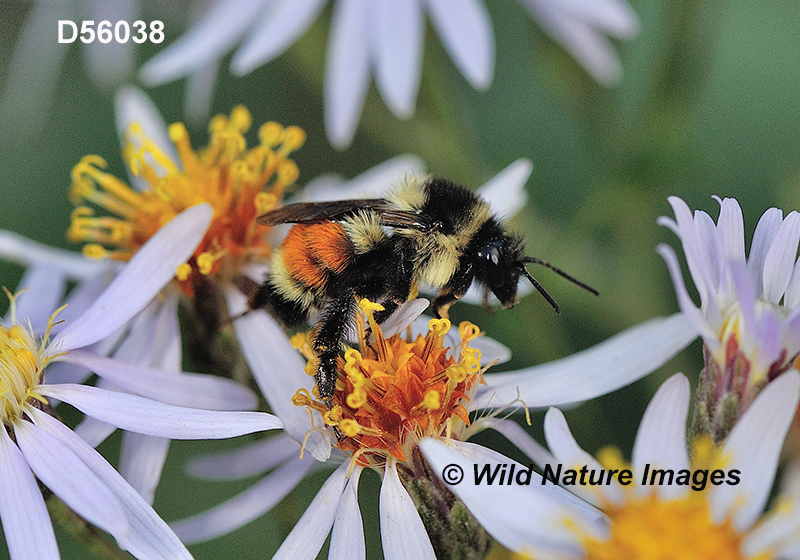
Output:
top-left (293, 300), bottom-right (485, 466)
top-left (68, 107), bottom-right (305, 295)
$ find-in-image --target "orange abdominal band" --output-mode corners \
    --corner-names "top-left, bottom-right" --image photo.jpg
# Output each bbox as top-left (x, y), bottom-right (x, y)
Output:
top-left (282, 223), bottom-right (354, 289)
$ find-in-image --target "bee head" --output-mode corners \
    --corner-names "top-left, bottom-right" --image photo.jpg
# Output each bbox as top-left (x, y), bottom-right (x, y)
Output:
top-left (475, 234), bottom-right (526, 310)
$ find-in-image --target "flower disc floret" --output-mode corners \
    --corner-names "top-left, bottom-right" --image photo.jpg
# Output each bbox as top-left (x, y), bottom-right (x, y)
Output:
top-left (68, 107), bottom-right (305, 296)
top-left (294, 300), bottom-right (485, 466)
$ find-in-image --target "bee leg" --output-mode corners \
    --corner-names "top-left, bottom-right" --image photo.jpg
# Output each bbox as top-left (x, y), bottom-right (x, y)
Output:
top-left (372, 300), bottom-right (399, 324)
top-left (247, 279), bottom-right (308, 328)
top-left (314, 294), bottom-right (358, 401)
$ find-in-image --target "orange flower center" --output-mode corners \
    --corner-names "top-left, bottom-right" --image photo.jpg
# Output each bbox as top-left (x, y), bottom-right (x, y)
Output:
top-left (68, 106), bottom-right (305, 297)
top-left (293, 300), bottom-right (485, 466)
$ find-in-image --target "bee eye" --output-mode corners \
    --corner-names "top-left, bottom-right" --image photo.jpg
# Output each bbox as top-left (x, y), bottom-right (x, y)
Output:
top-left (489, 246), bottom-right (500, 266)
top-left (487, 246), bottom-right (505, 287)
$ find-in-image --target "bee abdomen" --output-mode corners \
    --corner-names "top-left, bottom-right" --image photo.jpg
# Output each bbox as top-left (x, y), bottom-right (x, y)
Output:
top-left (282, 223), bottom-right (355, 291)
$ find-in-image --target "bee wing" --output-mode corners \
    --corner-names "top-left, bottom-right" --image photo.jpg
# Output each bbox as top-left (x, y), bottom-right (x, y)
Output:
top-left (257, 200), bottom-right (439, 232)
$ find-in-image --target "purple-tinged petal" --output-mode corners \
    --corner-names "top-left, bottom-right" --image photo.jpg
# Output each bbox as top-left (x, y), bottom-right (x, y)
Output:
top-left (225, 287), bottom-right (331, 461)
top-left (693, 210), bottom-right (723, 294)
top-left (140, 0), bottom-right (268, 83)
top-left (713, 196), bottom-right (746, 265)
top-left (115, 86), bottom-right (178, 173)
top-left (0, 230), bottom-right (109, 281)
top-left (762, 211), bottom-right (800, 304)
top-left (330, 465), bottom-right (365, 560)
top-left (748, 208), bottom-right (784, 295)
top-left (325, 0), bottom-right (371, 148)
top-left (303, 155), bottom-right (426, 201)
top-left (425, 0), bottom-right (494, 89)
top-left (29, 408), bottom-right (192, 559)
top-left (272, 461), bottom-right (350, 560)
top-left (474, 312), bottom-right (696, 409)
top-left (119, 432), bottom-right (170, 505)
top-left (54, 203), bottom-right (212, 351)
top-left (657, 245), bottom-right (719, 342)
top-left (381, 457), bottom-right (436, 560)
top-left (10, 264), bottom-right (66, 334)
top-left (172, 453), bottom-right (314, 544)
top-left (378, 299), bottom-right (430, 338)
top-left (187, 433), bottom-right (300, 480)
top-left (729, 260), bottom-right (760, 358)
top-left (783, 257), bottom-right (800, 309)
top-left (712, 371), bottom-right (800, 530)
top-left (630, 374), bottom-right (690, 499)
top-left (0, 426), bottom-right (59, 560)
top-left (14, 417), bottom-right (130, 543)
top-left (538, 0), bottom-right (639, 37)
top-left (41, 384), bottom-right (282, 439)
top-left (63, 349), bottom-right (258, 410)
top-left (232, 0), bottom-right (328, 74)
top-left (73, 414), bottom-right (117, 448)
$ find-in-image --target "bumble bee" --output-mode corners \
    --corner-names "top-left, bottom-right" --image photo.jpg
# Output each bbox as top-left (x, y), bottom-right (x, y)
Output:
top-left (250, 176), bottom-right (597, 402)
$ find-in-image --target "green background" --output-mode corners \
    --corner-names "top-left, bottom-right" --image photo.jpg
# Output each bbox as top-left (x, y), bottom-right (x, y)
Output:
top-left (1, 0), bottom-right (799, 557)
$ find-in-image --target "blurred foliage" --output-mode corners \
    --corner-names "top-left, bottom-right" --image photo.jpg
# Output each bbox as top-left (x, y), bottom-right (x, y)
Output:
top-left (2, 0), bottom-right (800, 558)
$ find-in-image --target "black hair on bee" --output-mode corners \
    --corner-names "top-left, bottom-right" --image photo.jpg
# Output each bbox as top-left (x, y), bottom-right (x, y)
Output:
top-left (248, 176), bottom-right (597, 403)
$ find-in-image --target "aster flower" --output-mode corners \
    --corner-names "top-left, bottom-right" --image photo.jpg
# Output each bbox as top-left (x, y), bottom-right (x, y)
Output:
top-left (658, 196), bottom-right (800, 442)
top-left (422, 370), bottom-right (800, 559)
top-left (139, 0), bottom-right (639, 148)
top-left (0, 204), bottom-right (284, 560)
top-left (170, 286), bottom-right (699, 557)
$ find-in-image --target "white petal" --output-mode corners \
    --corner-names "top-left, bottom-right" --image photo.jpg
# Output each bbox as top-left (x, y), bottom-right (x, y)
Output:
top-left (272, 461), bottom-right (351, 560)
top-left (419, 438), bottom-right (603, 556)
top-left (473, 312), bottom-right (695, 409)
top-left (325, 0), bottom-right (372, 148)
top-left (41, 384), bottom-right (282, 439)
top-left (187, 433), bottom-right (300, 480)
top-left (380, 457), bottom-right (436, 560)
top-left (29, 408), bottom-right (192, 559)
top-left (539, 0), bottom-right (639, 37)
top-left (330, 466), bottom-right (365, 560)
top-left (714, 196), bottom-right (746, 264)
top-left (84, 0), bottom-right (136, 87)
top-left (140, 0), bottom-right (267, 83)
top-left (14, 417), bottom-right (130, 542)
top-left (748, 208), bottom-right (784, 295)
top-left (377, 299), bottom-right (430, 338)
top-left (226, 287), bottom-right (331, 461)
top-left (729, 260), bottom-right (760, 358)
top-left (476, 159), bottom-right (532, 219)
top-left (54, 203), bottom-right (213, 351)
top-left (0, 1), bottom-right (74, 141)
top-left (481, 418), bottom-right (556, 466)
top-left (544, 408), bottom-right (623, 506)
top-left (50, 270), bottom-right (115, 337)
top-left (664, 197), bottom-right (717, 308)
top-left (119, 432), bottom-right (170, 505)
top-left (302, 155), bottom-right (426, 201)
top-left (63, 349), bottom-right (258, 410)
top-left (0, 426), bottom-right (59, 560)
top-left (73, 414), bottom-right (117, 448)
top-left (10, 264), bottom-right (66, 333)
top-left (115, 85), bottom-right (178, 173)
top-left (762, 211), bottom-right (800, 304)
top-left (630, 374), bottom-right (690, 499)
top-left (425, 0), bottom-right (494, 89)
top-left (372, 0), bottom-right (425, 118)
top-left (657, 244), bottom-right (720, 342)
top-left (712, 370), bottom-right (800, 530)
top-left (521, 0), bottom-right (623, 85)
top-left (183, 62), bottom-right (220, 128)
top-left (0, 230), bottom-right (109, 280)
top-left (783, 256), bottom-right (800, 309)
top-left (172, 454), bottom-right (313, 544)
top-left (232, 0), bottom-right (328, 74)
top-left (470, 334), bottom-right (512, 365)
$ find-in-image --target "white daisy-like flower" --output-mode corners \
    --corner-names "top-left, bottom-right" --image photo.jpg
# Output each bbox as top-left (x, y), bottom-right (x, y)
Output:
top-left (658, 196), bottom-right (800, 441)
top-left (139, 0), bottom-right (639, 148)
top-left (169, 285), bottom-right (697, 558)
top-left (0, 203), bottom-right (284, 560)
top-left (422, 370), bottom-right (800, 559)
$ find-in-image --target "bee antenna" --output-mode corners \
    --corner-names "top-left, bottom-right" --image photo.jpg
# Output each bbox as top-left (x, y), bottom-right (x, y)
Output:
top-left (520, 256), bottom-right (599, 296)
top-left (520, 266), bottom-right (561, 315)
